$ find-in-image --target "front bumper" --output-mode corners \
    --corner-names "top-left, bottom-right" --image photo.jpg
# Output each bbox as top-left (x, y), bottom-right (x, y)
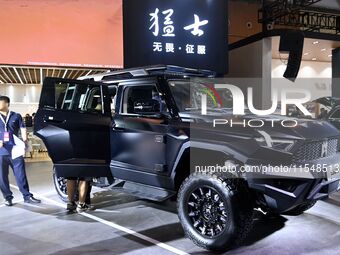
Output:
top-left (248, 177), bottom-right (340, 213)
top-left (244, 152), bottom-right (340, 180)
top-left (246, 154), bottom-right (340, 213)
top-left (307, 178), bottom-right (340, 200)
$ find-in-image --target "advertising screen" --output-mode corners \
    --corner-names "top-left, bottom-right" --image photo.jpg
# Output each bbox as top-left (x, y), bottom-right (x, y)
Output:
top-left (123, 0), bottom-right (229, 74)
top-left (0, 0), bottom-right (124, 68)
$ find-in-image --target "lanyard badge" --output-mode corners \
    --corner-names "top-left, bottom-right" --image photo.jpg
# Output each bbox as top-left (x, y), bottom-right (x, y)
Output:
top-left (0, 111), bottom-right (11, 143)
top-left (3, 132), bottom-right (10, 142)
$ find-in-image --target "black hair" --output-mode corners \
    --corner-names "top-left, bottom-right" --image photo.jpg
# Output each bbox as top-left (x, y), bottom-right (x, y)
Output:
top-left (0, 96), bottom-right (10, 104)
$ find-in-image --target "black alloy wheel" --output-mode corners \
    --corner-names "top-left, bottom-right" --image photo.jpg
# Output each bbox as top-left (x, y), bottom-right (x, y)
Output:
top-left (53, 167), bottom-right (68, 203)
top-left (187, 186), bottom-right (227, 238)
top-left (177, 172), bottom-right (254, 251)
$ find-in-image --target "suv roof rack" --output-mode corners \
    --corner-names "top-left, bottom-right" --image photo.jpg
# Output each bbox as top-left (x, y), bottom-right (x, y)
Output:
top-left (78, 65), bottom-right (217, 82)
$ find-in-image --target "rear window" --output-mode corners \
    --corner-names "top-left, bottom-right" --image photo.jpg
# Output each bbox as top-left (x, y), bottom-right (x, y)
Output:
top-left (40, 78), bottom-right (105, 115)
top-left (55, 82), bottom-right (103, 114)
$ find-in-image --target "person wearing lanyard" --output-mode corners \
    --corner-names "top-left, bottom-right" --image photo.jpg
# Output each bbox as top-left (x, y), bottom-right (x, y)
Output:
top-left (0, 96), bottom-right (41, 206)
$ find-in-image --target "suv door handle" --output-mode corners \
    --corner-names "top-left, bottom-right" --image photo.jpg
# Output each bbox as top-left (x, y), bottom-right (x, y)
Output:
top-left (44, 117), bottom-right (66, 124)
top-left (112, 123), bottom-right (125, 131)
top-left (113, 126), bottom-right (125, 131)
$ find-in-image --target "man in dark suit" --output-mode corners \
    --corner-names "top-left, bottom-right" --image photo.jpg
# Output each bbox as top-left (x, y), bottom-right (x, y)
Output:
top-left (0, 96), bottom-right (41, 206)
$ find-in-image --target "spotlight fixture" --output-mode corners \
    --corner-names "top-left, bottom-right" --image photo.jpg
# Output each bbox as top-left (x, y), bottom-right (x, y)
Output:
top-left (328, 54), bottom-right (333, 57)
top-left (313, 41), bottom-right (319, 45)
top-left (321, 48), bottom-right (326, 52)
top-left (303, 52), bottom-right (309, 56)
top-left (312, 58), bottom-right (317, 61)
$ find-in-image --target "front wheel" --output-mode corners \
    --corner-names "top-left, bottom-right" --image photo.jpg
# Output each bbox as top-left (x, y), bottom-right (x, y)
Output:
top-left (177, 173), bottom-right (254, 251)
top-left (52, 168), bottom-right (68, 203)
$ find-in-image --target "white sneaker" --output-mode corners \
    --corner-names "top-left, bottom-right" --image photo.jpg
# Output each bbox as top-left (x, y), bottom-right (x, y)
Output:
top-left (76, 203), bottom-right (89, 213)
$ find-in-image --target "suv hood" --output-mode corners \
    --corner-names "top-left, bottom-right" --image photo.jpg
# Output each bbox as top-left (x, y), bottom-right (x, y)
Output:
top-left (180, 111), bottom-right (340, 141)
top-left (315, 97), bottom-right (340, 108)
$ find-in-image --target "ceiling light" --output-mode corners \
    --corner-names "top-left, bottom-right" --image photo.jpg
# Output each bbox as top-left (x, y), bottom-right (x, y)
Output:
top-left (312, 58), bottom-right (317, 61)
top-left (13, 67), bottom-right (24, 85)
top-left (321, 48), bottom-right (326, 52)
top-left (328, 54), bottom-right (333, 57)
top-left (313, 41), bottom-right (319, 45)
top-left (303, 52), bottom-right (309, 56)
top-left (62, 70), bottom-right (68, 78)
top-left (85, 70), bottom-right (93, 76)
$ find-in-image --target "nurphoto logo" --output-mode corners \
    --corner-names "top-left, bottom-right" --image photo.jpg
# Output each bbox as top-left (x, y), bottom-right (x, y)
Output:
top-left (200, 84), bottom-right (312, 128)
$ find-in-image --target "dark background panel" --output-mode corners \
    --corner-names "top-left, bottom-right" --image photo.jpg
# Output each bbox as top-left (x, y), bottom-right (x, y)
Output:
top-left (123, 0), bottom-right (228, 74)
top-left (332, 48), bottom-right (340, 97)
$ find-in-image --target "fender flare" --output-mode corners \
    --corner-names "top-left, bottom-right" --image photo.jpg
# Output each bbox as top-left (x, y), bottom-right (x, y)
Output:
top-left (170, 141), bottom-right (248, 182)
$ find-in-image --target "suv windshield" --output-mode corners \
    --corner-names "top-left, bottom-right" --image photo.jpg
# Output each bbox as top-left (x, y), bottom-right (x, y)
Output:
top-left (168, 80), bottom-right (233, 113)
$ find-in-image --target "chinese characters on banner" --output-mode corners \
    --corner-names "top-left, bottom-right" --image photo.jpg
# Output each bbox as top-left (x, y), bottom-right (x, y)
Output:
top-left (123, 0), bottom-right (228, 73)
top-left (149, 8), bottom-right (208, 55)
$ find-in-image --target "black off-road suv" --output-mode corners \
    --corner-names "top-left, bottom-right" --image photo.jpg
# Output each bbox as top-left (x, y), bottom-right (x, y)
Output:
top-left (34, 66), bottom-right (340, 251)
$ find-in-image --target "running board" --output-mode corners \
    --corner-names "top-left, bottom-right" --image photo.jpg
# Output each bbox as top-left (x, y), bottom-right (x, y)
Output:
top-left (110, 181), bottom-right (175, 202)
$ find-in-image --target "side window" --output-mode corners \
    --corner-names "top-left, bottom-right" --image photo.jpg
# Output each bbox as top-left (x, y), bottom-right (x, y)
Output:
top-left (109, 86), bottom-right (118, 116)
top-left (55, 82), bottom-right (103, 114)
top-left (121, 84), bottom-right (168, 115)
top-left (330, 109), bottom-right (340, 119)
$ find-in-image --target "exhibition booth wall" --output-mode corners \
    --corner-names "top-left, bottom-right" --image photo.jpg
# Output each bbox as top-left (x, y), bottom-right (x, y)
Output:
top-left (1, 84), bottom-right (41, 115)
top-left (228, 36), bottom-right (334, 110)
top-left (272, 59), bottom-right (332, 101)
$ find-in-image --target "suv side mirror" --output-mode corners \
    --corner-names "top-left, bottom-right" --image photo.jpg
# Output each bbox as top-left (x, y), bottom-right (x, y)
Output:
top-left (134, 99), bottom-right (161, 115)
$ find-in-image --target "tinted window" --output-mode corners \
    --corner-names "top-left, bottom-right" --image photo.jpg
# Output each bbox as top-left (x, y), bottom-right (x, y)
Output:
top-left (109, 86), bottom-right (118, 116)
top-left (330, 109), bottom-right (340, 119)
top-left (121, 85), bottom-right (168, 115)
top-left (55, 82), bottom-right (103, 114)
top-left (168, 80), bottom-right (233, 112)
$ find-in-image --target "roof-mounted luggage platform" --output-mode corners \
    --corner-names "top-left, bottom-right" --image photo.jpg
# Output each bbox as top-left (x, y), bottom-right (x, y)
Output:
top-left (78, 65), bottom-right (217, 82)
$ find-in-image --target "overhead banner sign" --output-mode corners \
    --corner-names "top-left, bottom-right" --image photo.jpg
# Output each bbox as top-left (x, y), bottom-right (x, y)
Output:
top-left (123, 0), bottom-right (228, 74)
top-left (0, 0), bottom-right (123, 69)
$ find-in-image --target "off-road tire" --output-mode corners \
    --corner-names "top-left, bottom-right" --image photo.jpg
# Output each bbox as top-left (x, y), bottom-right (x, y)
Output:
top-left (177, 172), bottom-right (254, 251)
top-left (52, 167), bottom-right (69, 203)
top-left (283, 201), bottom-right (317, 216)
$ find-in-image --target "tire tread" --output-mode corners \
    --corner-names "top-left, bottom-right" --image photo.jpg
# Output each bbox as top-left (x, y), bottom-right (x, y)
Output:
top-left (177, 172), bottom-right (254, 251)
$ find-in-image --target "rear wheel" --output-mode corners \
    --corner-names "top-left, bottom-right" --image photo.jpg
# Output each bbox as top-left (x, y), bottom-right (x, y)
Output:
top-left (177, 172), bottom-right (254, 251)
top-left (52, 168), bottom-right (68, 203)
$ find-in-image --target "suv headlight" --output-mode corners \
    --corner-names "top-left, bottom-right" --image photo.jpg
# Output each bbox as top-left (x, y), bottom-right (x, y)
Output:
top-left (255, 130), bottom-right (295, 152)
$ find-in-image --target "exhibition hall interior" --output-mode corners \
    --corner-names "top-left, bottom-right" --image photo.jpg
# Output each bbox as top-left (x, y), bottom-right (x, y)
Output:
top-left (0, 0), bottom-right (339, 255)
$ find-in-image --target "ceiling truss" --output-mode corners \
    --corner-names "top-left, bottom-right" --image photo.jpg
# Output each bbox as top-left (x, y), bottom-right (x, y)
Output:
top-left (0, 65), bottom-right (109, 85)
top-left (273, 10), bottom-right (340, 33)
top-left (258, 0), bottom-right (340, 35)
top-left (259, 0), bottom-right (322, 23)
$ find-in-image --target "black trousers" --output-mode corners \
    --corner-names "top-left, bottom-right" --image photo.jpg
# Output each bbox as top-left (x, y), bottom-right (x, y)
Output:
top-left (0, 155), bottom-right (32, 200)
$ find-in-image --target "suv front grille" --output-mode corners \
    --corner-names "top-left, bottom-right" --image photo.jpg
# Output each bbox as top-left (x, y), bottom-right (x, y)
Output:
top-left (293, 139), bottom-right (338, 162)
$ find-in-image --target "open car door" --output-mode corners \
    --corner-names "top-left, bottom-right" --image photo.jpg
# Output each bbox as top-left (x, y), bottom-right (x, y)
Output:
top-left (34, 77), bottom-right (112, 178)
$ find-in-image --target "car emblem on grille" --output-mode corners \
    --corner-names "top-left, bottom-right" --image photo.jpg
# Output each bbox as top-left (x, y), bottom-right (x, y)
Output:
top-left (321, 140), bottom-right (328, 157)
